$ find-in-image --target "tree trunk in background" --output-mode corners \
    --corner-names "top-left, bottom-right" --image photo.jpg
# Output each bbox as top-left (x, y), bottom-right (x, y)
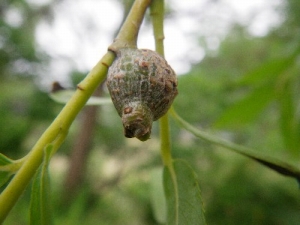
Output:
top-left (62, 85), bottom-right (102, 203)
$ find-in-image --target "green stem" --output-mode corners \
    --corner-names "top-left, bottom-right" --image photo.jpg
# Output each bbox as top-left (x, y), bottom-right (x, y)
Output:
top-left (150, 0), bottom-right (165, 57)
top-left (159, 114), bottom-right (179, 225)
top-left (109, 0), bottom-right (152, 51)
top-left (150, 0), bottom-right (172, 166)
top-left (159, 114), bottom-right (172, 166)
top-left (0, 52), bottom-right (115, 222)
top-left (0, 0), bottom-right (153, 221)
top-left (151, 1), bottom-right (179, 223)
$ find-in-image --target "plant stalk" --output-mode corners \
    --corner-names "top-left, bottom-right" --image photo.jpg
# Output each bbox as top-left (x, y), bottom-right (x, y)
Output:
top-left (0, 52), bottom-right (115, 222)
top-left (109, 0), bottom-right (152, 51)
top-left (150, 1), bottom-right (179, 223)
top-left (0, 0), bottom-right (153, 220)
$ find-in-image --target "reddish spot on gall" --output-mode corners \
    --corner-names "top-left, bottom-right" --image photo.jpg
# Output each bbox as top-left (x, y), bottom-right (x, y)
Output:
top-left (140, 61), bottom-right (149, 68)
top-left (124, 107), bottom-right (133, 114)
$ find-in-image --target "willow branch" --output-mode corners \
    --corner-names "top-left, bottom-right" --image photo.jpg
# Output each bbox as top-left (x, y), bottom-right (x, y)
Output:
top-left (0, 0), bottom-right (152, 221)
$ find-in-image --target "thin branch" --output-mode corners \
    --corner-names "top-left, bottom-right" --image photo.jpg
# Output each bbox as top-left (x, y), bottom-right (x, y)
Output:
top-left (150, 1), bottom-right (180, 223)
top-left (0, 0), bottom-right (153, 221)
top-left (109, 0), bottom-right (152, 51)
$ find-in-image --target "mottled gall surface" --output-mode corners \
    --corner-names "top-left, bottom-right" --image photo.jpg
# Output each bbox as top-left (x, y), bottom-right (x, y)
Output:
top-left (106, 48), bottom-right (178, 141)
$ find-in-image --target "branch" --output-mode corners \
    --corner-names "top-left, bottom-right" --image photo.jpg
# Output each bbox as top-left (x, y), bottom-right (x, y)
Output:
top-left (150, 2), bottom-right (179, 223)
top-left (109, 0), bottom-right (151, 51)
top-left (0, 0), bottom-right (152, 221)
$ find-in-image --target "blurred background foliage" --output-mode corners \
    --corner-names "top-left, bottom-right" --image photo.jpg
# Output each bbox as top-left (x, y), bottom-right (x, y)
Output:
top-left (1, 0), bottom-right (300, 224)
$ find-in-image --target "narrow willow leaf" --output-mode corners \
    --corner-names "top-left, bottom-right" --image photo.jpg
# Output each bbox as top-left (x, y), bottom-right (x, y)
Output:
top-left (150, 168), bottom-right (166, 224)
top-left (277, 79), bottom-right (300, 155)
top-left (239, 52), bottom-right (298, 86)
top-left (30, 145), bottom-right (53, 225)
top-left (0, 154), bottom-right (18, 188)
top-left (217, 48), bottom-right (300, 129)
top-left (0, 153), bottom-right (13, 166)
top-left (170, 108), bottom-right (300, 183)
top-left (214, 84), bottom-right (275, 128)
top-left (49, 90), bottom-right (112, 105)
top-left (0, 172), bottom-right (12, 188)
top-left (164, 160), bottom-right (206, 225)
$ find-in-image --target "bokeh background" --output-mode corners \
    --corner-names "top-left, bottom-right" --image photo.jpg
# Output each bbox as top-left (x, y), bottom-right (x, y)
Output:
top-left (1, 0), bottom-right (300, 224)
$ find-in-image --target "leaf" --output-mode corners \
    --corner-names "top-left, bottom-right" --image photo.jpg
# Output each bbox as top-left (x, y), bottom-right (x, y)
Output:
top-left (0, 154), bottom-right (16, 188)
top-left (0, 171), bottom-right (12, 189)
top-left (0, 153), bottom-right (13, 166)
top-left (150, 168), bottom-right (166, 224)
top-left (239, 52), bottom-right (297, 86)
top-left (170, 108), bottom-right (300, 183)
top-left (277, 79), bottom-right (300, 155)
top-left (216, 48), bottom-right (300, 129)
top-left (30, 145), bottom-right (53, 225)
top-left (164, 160), bottom-right (206, 225)
top-left (215, 84), bottom-right (275, 128)
top-left (49, 90), bottom-right (112, 105)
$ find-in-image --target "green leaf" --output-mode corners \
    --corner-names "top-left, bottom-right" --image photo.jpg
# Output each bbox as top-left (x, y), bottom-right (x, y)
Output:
top-left (164, 160), bottom-right (206, 225)
top-left (0, 154), bottom-right (18, 188)
top-left (239, 53), bottom-right (297, 86)
top-left (170, 108), bottom-right (300, 183)
top-left (216, 48), bottom-right (300, 129)
top-left (0, 171), bottom-right (13, 189)
top-left (49, 90), bottom-right (112, 105)
top-left (150, 168), bottom-right (166, 224)
top-left (215, 84), bottom-right (275, 128)
top-left (277, 79), bottom-right (300, 155)
top-left (30, 145), bottom-right (53, 225)
top-left (0, 153), bottom-right (13, 166)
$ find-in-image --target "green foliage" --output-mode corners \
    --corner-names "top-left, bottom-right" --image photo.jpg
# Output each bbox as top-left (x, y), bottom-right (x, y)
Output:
top-left (164, 160), bottom-right (206, 225)
top-left (170, 108), bottom-right (300, 183)
top-left (0, 154), bottom-right (24, 189)
top-left (0, 79), bottom-right (32, 156)
top-left (150, 168), bottom-right (166, 224)
top-left (214, 84), bottom-right (276, 128)
top-left (0, 154), bottom-right (15, 188)
top-left (30, 144), bottom-right (53, 225)
top-left (204, 159), bottom-right (300, 225)
top-left (238, 51), bottom-right (299, 86)
top-left (214, 43), bottom-right (300, 156)
top-left (0, 0), bottom-right (52, 78)
top-left (277, 77), bottom-right (300, 155)
top-left (1, 0), bottom-right (300, 224)
top-left (174, 72), bottom-right (221, 125)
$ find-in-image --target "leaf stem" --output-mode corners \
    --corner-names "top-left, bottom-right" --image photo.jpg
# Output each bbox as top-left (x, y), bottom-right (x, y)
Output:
top-left (150, 1), bottom-right (179, 224)
top-left (170, 107), bottom-right (300, 181)
top-left (150, 0), bottom-right (171, 166)
top-left (150, 0), bottom-right (165, 57)
top-left (109, 0), bottom-right (152, 51)
top-left (0, 155), bottom-right (27, 173)
top-left (159, 114), bottom-right (173, 166)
